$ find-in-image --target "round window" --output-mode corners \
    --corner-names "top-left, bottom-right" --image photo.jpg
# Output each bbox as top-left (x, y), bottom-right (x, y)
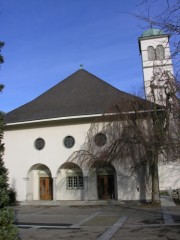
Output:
top-left (95, 133), bottom-right (107, 147)
top-left (35, 138), bottom-right (45, 150)
top-left (64, 136), bottom-right (75, 148)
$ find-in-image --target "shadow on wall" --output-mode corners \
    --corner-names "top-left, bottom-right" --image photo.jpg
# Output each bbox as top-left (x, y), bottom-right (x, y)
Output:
top-left (8, 178), bottom-right (17, 205)
top-left (11, 178), bottom-right (16, 190)
top-left (159, 163), bottom-right (180, 189)
top-left (118, 165), bottom-right (150, 202)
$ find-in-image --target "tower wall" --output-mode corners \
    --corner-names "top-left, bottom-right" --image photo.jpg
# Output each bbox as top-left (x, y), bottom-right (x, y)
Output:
top-left (139, 33), bottom-right (174, 105)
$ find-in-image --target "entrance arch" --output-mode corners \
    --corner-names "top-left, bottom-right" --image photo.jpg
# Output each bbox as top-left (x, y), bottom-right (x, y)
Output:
top-left (27, 164), bottom-right (53, 201)
top-left (91, 162), bottom-right (116, 200)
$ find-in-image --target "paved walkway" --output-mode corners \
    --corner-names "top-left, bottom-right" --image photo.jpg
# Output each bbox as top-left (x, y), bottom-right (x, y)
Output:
top-left (160, 196), bottom-right (176, 207)
top-left (15, 200), bottom-right (180, 240)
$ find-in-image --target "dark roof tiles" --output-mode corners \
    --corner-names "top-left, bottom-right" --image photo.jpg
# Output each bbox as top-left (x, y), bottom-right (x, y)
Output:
top-left (5, 69), bottom-right (150, 124)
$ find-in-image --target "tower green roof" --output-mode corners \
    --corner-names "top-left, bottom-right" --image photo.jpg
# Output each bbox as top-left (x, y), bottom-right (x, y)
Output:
top-left (142, 28), bottom-right (164, 37)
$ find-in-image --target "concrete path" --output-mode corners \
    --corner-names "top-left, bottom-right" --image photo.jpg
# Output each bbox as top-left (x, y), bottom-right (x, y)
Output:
top-left (14, 202), bottom-right (180, 240)
top-left (160, 196), bottom-right (176, 207)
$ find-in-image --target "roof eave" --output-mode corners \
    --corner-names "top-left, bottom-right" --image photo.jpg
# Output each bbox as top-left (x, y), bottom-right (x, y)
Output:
top-left (5, 113), bottom-right (103, 127)
top-left (5, 108), bottom-right (163, 127)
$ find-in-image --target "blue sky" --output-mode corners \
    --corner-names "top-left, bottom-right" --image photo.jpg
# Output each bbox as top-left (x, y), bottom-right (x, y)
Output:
top-left (0, 0), bottom-right (161, 112)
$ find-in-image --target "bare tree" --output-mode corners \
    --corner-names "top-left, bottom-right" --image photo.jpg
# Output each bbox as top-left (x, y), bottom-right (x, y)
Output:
top-left (68, 72), bottom-right (180, 203)
top-left (67, 1), bottom-right (180, 204)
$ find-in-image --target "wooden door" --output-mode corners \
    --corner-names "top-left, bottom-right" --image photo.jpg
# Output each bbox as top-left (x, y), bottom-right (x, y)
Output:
top-left (98, 175), bottom-right (114, 200)
top-left (40, 177), bottom-right (53, 200)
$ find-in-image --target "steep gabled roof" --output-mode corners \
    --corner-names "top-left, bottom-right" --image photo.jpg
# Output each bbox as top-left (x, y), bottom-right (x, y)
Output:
top-left (5, 69), bottom-right (152, 124)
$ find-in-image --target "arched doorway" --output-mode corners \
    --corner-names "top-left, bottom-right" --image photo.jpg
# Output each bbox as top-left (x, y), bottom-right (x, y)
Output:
top-left (91, 162), bottom-right (116, 200)
top-left (27, 164), bottom-right (53, 201)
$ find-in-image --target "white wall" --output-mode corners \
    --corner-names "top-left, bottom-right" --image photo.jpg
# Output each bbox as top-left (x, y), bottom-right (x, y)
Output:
top-left (4, 120), bottom-right (91, 201)
top-left (159, 163), bottom-right (180, 190)
top-left (88, 168), bottom-right (98, 200)
top-left (4, 118), bottom-right (180, 202)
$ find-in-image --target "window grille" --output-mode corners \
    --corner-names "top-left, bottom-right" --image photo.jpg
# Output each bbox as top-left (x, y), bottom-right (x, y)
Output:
top-left (78, 176), bottom-right (84, 188)
top-left (67, 176), bottom-right (84, 189)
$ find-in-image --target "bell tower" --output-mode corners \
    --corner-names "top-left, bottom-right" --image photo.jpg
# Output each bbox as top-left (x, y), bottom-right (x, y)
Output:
top-left (138, 29), bottom-right (174, 105)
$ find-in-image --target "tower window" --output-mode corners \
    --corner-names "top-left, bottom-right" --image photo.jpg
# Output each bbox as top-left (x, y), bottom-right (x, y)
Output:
top-left (147, 46), bottom-right (155, 61)
top-left (156, 45), bottom-right (165, 60)
top-left (147, 45), bottom-right (165, 61)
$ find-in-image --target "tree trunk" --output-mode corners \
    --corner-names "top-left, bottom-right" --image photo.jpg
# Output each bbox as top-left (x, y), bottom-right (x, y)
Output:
top-left (151, 157), bottom-right (160, 203)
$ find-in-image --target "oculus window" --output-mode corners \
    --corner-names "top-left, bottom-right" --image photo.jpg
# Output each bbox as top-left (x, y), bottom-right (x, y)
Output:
top-left (64, 136), bottom-right (75, 148)
top-left (95, 133), bottom-right (107, 147)
top-left (35, 138), bottom-right (45, 150)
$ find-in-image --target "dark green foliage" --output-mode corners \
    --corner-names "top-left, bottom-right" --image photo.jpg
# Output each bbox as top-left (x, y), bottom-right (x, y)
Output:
top-left (0, 160), bottom-right (10, 208)
top-left (7, 188), bottom-right (17, 206)
top-left (0, 42), bottom-right (20, 239)
top-left (0, 208), bottom-right (19, 240)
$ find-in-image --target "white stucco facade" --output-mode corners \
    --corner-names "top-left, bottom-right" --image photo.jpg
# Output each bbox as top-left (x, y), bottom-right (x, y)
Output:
top-left (4, 114), bottom-right (180, 203)
top-left (4, 115), bottom-right (148, 202)
top-left (4, 117), bottom-right (89, 201)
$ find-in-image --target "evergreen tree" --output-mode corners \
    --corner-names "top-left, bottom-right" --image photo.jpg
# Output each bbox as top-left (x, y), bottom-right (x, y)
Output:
top-left (0, 41), bottom-right (19, 240)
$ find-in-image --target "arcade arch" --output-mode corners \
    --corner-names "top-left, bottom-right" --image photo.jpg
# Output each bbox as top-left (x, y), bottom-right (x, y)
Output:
top-left (27, 164), bottom-right (53, 201)
top-left (56, 162), bottom-right (84, 200)
top-left (89, 162), bottom-right (117, 200)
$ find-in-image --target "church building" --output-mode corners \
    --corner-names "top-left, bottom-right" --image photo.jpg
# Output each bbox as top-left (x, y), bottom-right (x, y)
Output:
top-left (3, 29), bottom-right (180, 202)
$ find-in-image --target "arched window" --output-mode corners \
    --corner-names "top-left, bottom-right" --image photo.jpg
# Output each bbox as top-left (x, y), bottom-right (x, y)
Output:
top-left (156, 45), bottom-right (165, 60)
top-left (147, 46), bottom-right (155, 61)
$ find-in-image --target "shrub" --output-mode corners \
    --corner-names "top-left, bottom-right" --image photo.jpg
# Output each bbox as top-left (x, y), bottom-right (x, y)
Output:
top-left (7, 188), bottom-right (17, 206)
